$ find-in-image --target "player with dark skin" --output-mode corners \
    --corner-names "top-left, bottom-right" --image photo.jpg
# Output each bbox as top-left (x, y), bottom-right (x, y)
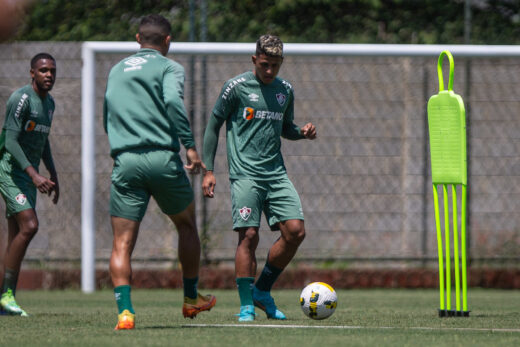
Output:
top-left (0, 54), bottom-right (59, 316)
top-left (104, 14), bottom-right (215, 330)
top-left (6, 58), bottom-right (59, 269)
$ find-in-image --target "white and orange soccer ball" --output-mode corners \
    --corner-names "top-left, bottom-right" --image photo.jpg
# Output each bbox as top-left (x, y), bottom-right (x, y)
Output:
top-left (299, 282), bottom-right (338, 320)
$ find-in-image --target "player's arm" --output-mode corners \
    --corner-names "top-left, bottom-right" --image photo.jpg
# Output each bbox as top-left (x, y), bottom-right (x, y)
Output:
top-left (41, 139), bottom-right (59, 204)
top-left (5, 129), bottom-right (55, 195)
top-left (281, 91), bottom-right (316, 140)
top-left (163, 64), bottom-right (203, 173)
top-left (5, 129), bottom-right (31, 170)
top-left (202, 114), bottom-right (225, 198)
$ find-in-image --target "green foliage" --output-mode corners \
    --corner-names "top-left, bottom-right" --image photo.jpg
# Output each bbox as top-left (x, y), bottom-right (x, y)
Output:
top-left (13, 0), bottom-right (520, 44)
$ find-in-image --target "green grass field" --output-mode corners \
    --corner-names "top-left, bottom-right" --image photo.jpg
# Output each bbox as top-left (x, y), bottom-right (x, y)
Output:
top-left (0, 289), bottom-right (519, 346)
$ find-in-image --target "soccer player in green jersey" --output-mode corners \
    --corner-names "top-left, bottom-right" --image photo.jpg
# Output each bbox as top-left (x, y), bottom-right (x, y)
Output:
top-left (0, 53), bottom-right (59, 316)
top-left (103, 14), bottom-right (216, 330)
top-left (202, 35), bottom-right (316, 321)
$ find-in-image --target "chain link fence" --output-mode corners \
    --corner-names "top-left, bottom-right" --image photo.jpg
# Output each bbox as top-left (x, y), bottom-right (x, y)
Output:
top-left (0, 42), bottom-right (519, 269)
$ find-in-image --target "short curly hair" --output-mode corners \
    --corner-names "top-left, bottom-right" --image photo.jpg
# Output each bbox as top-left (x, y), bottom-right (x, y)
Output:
top-left (138, 14), bottom-right (171, 46)
top-left (256, 34), bottom-right (283, 58)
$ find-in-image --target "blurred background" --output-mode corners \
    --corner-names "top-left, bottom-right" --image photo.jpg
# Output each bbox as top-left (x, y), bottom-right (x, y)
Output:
top-left (0, 0), bottom-right (519, 284)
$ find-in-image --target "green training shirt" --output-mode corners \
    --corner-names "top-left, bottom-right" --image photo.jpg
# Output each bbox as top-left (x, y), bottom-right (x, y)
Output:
top-left (0, 84), bottom-right (55, 170)
top-left (211, 71), bottom-right (302, 180)
top-left (103, 48), bottom-right (195, 158)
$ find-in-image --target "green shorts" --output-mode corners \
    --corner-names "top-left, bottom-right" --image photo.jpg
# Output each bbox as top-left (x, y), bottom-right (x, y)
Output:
top-left (230, 176), bottom-right (304, 231)
top-left (0, 159), bottom-right (36, 218)
top-left (110, 148), bottom-right (194, 221)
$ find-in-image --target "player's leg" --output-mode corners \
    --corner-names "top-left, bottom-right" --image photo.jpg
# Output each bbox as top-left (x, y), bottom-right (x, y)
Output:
top-left (0, 209), bottom-right (37, 316)
top-left (110, 216), bottom-right (139, 330)
top-left (151, 150), bottom-right (215, 318)
top-left (0, 172), bottom-right (37, 316)
top-left (109, 151), bottom-right (151, 330)
top-left (229, 179), bottom-right (264, 321)
top-left (253, 177), bottom-right (305, 319)
top-left (167, 201), bottom-right (216, 318)
top-left (235, 226), bottom-right (259, 321)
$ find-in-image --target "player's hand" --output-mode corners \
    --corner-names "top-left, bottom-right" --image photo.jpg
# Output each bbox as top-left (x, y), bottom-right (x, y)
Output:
top-left (202, 171), bottom-right (216, 198)
top-left (49, 175), bottom-right (59, 204)
top-left (32, 173), bottom-right (55, 194)
top-left (301, 123), bottom-right (317, 139)
top-left (26, 166), bottom-right (55, 194)
top-left (184, 147), bottom-right (205, 174)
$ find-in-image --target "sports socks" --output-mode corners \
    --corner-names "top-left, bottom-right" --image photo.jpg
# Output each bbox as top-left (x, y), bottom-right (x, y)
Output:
top-left (236, 277), bottom-right (255, 306)
top-left (114, 285), bottom-right (135, 314)
top-left (183, 276), bottom-right (198, 300)
top-left (255, 261), bottom-right (283, 292)
top-left (1, 268), bottom-right (19, 296)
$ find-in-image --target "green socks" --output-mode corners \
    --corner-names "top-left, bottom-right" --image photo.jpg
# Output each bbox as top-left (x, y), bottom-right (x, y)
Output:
top-left (114, 285), bottom-right (135, 314)
top-left (1, 268), bottom-right (19, 296)
top-left (236, 277), bottom-right (255, 306)
top-left (183, 276), bottom-right (198, 300)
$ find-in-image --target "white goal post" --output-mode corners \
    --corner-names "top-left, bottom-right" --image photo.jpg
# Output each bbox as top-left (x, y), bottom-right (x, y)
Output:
top-left (81, 42), bottom-right (520, 293)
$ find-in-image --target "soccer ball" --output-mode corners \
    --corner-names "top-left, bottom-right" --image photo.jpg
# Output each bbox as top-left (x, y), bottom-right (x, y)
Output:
top-left (299, 282), bottom-right (337, 320)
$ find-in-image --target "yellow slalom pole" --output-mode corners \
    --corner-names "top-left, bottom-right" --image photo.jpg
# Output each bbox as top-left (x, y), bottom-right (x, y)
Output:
top-left (452, 184), bottom-right (460, 312)
top-left (433, 184), bottom-right (444, 312)
top-left (461, 184), bottom-right (468, 313)
top-left (443, 184), bottom-right (451, 311)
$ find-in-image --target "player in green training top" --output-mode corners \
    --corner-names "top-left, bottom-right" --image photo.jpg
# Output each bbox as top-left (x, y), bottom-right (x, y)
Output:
top-left (0, 53), bottom-right (59, 316)
top-left (103, 14), bottom-right (215, 330)
top-left (202, 35), bottom-right (316, 322)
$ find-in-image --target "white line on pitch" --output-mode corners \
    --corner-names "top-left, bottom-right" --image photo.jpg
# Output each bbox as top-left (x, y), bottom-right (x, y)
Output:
top-left (182, 324), bottom-right (520, 333)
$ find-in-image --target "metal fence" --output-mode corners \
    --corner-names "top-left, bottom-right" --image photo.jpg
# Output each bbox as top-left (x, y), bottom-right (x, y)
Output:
top-left (1, 42), bottom-right (519, 270)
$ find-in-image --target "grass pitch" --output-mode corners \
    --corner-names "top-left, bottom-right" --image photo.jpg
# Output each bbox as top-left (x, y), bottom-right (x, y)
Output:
top-left (0, 288), bottom-right (519, 346)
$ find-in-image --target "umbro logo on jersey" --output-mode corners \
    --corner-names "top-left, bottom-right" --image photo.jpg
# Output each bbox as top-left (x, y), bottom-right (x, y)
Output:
top-left (239, 206), bottom-right (251, 221)
top-left (248, 93), bottom-right (259, 102)
top-left (276, 93), bottom-right (286, 106)
top-left (124, 57), bottom-right (147, 72)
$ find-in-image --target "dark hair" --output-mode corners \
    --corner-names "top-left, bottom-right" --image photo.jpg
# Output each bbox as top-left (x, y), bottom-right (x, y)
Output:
top-left (30, 53), bottom-right (55, 68)
top-left (256, 35), bottom-right (283, 58)
top-left (138, 14), bottom-right (171, 46)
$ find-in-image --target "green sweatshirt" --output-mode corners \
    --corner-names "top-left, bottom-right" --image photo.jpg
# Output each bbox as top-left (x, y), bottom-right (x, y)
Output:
top-left (103, 48), bottom-right (195, 158)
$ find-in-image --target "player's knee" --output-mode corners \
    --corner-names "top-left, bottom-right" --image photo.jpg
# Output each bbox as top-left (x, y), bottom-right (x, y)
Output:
top-left (282, 221), bottom-right (305, 246)
top-left (20, 219), bottom-right (39, 239)
top-left (237, 228), bottom-right (259, 250)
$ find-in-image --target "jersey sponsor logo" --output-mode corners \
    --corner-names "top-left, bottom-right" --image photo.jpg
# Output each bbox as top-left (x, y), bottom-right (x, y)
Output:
top-left (276, 93), bottom-right (286, 106)
top-left (248, 93), bottom-right (259, 102)
top-left (222, 77), bottom-right (246, 100)
top-left (14, 93), bottom-right (29, 119)
top-left (124, 57), bottom-right (147, 72)
top-left (15, 193), bottom-right (27, 205)
top-left (25, 120), bottom-right (50, 133)
top-left (242, 107), bottom-right (283, 120)
top-left (243, 107), bottom-right (255, 120)
top-left (239, 206), bottom-right (251, 221)
top-left (255, 110), bottom-right (283, 121)
top-left (242, 107), bottom-right (283, 121)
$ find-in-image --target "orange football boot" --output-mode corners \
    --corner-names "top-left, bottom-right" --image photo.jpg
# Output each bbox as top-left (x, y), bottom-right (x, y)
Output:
top-left (182, 293), bottom-right (216, 319)
top-left (114, 309), bottom-right (135, 330)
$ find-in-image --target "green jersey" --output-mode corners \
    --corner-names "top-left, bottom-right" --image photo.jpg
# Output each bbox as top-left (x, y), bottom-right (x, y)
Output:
top-left (103, 48), bottom-right (195, 158)
top-left (212, 71), bottom-right (301, 180)
top-left (0, 84), bottom-right (55, 169)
